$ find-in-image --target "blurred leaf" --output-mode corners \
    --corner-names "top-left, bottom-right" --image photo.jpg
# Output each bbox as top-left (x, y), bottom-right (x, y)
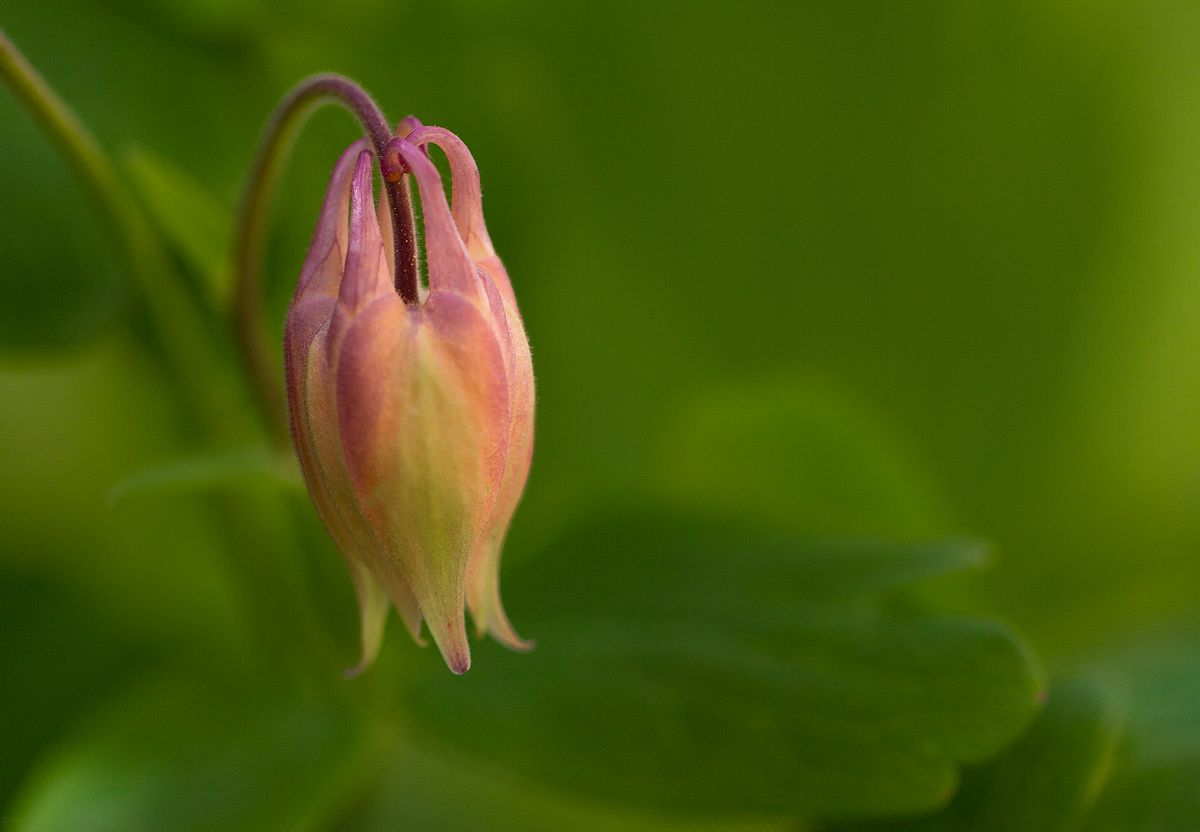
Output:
top-left (404, 513), bottom-right (1043, 821)
top-left (107, 444), bottom-right (301, 506)
top-left (0, 343), bottom-right (248, 653)
top-left (341, 742), bottom-right (787, 832)
top-left (121, 0), bottom-right (267, 41)
top-left (939, 679), bottom-right (1122, 831)
top-left (658, 379), bottom-right (950, 539)
top-left (1087, 620), bottom-right (1200, 767)
top-left (1073, 621), bottom-right (1200, 830)
top-left (1084, 758), bottom-right (1200, 832)
top-left (7, 675), bottom-right (373, 832)
top-left (0, 84), bottom-right (122, 354)
top-left (0, 572), bottom-right (158, 813)
top-left (123, 147), bottom-right (232, 308)
top-left (835, 677), bottom-right (1123, 832)
top-left (851, 622), bottom-right (1200, 832)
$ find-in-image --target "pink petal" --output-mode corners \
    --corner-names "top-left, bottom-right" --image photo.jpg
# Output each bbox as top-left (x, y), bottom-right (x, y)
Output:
top-left (396, 115), bottom-right (424, 138)
top-left (326, 150), bottom-right (393, 361)
top-left (406, 126), bottom-right (494, 260)
top-left (391, 139), bottom-right (479, 299)
top-left (334, 299), bottom-right (472, 673)
top-left (428, 288), bottom-right (513, 519)
top-left (294, 140), bottom-right (367, 301)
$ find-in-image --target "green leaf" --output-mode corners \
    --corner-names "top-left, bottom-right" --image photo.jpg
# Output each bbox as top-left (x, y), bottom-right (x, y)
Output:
top-left (106, 444), bottom-right (301, 506)
top-left (657, 379), bottom-right (951, 539)
top-left (403, 512), bottom-right (1043, 822)
top-left (840, 623), bottom-right (1200, 831)
top-left (1075, 620), bottom-right (1200, 831)
top-left (1085, 758), bottom-right (1200, 832)
top-left (122, 146), bottom-right (231, 307)
top-left (0, 90), bottom-right (122, 353)
top-left (942, 678), bottom-right (1123, 831)
top-left (834, 677), bottom-right (1124, 832)
top-left (1090, 621), bottom-right (1200, 768)
top-left (7, 675), bottom-right (373, 832)
top-left (0, 572), bottom-right (159, 812)
top-left (343, 742), bottom-right (789, 832)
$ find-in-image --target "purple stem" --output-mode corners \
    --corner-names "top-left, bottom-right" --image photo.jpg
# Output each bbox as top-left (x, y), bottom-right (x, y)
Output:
top-left (232, 74), bottom-right (419, 444)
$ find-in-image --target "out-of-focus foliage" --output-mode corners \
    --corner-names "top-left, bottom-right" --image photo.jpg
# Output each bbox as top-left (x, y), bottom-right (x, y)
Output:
top-left (9, 677), bottom-right (373, 832)
top-left (123, 146), bottom-right (233, 307)
top-left (836, 678), bottom-right (1123, 832)
top-left (657, 380), bottom-right (951, 540)
top-left (1, 0), bottom-right (1197, 829)
top-left (408, 517), bottom-right (1040, 819)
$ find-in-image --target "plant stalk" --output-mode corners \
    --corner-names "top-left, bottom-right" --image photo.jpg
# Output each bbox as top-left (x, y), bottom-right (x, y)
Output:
top-left (0, 28), bottom-right (226, 428)
top-left (231, 74), bottom-right (419, 447)
top-left (1, 29), bottom-right (329, 673)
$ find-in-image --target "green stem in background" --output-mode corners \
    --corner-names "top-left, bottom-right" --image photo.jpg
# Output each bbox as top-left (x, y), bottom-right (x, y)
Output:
top-left (231, 74), bottom-right (419, 448)
top-left (0, 29), bottom-right (331, 676)
top-left (0, 28), bottom-right (226, 430)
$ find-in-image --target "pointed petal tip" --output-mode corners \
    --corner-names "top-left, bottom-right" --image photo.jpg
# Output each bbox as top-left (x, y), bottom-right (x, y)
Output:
top-left (477, 599), bottom-right (535, 654)
top-left (493, 620), bottom-right (535, 652)
top-left (506, 634), bottom-right (536, 654)
top-left (468, 571), bottom-right (535, 654)
top-left (448, 650), bottom-right (471, 675)
top-left (343, 649), bottom-right (377, 680)
top-left (481, 615), bottom-right (535, 653)
top-left (342, 637), bottom-right (382, 680)
top-left (428, 612), bottom-right (472, 674)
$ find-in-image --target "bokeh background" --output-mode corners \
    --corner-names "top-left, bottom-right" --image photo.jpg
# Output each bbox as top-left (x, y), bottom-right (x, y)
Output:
top-left (1, 1), bottom-right (1198, 829)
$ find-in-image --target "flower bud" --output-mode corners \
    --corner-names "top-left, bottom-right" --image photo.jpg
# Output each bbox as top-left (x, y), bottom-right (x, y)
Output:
top-left (284, 125), bottom-right (533, 675)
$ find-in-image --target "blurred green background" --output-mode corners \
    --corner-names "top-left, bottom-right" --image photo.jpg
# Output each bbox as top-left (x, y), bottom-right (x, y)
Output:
top-left (1, 1), bottom-right (1198, 829)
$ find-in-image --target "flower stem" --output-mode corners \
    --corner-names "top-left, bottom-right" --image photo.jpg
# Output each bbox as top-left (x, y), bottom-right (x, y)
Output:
top-left (0, 28), bottom-right (226, 425)
top-left (231, 74), bottom-right (419, 447)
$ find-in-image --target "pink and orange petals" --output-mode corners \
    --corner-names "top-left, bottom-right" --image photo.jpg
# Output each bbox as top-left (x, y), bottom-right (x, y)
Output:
top-left (285, 125), bottom-right (534, 675)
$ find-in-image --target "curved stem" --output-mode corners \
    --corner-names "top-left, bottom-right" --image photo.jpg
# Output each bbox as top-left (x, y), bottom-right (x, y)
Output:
top-left (0, 28), bottom-right (224, 429)
top-left (231, 74), bottom-right (419, 447)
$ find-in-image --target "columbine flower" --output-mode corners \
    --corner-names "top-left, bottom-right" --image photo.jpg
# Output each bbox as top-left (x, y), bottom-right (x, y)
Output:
top-left (284, 122), bottom-right (533, 675)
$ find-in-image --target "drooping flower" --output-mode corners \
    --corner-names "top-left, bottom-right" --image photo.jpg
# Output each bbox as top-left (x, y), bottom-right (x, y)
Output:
top-left (284, 122), bottom-right (534, 675)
